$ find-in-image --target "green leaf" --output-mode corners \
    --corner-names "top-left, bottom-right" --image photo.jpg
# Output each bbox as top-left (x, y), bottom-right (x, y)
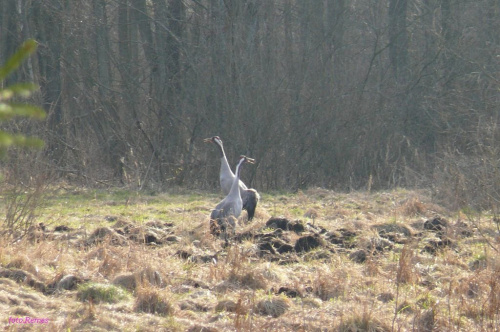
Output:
top-left (0, 83), bottom-right (38, 101)
top-left (0, 40), bottom-right (44, 157)
top-left (0, 103), bottom-right (45, 119)
top-left (0, 131), bottom-right (14, 148)
top-left (0, 132), bottom-right (44, 160)
top-left (12, 134), bottom-right (45, 149)
top-left (0, 103), bottom-right (14, 120)
top-left (0, 89), bottom-right (14, 101)
top-left (0, 39), bottom-right (37, 80)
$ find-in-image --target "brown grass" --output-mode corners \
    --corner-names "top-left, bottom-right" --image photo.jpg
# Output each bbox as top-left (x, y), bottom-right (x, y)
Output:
top-left (134, 285), bottom-right (173, 316)
top-left (255, 296), bottom-right (291, 317)
top-left (397, 244), bottom-right (418, 285)
top-left (0, 188), bottom-right (499, 331)
top-left (338, 309), bottom-right (391, 332)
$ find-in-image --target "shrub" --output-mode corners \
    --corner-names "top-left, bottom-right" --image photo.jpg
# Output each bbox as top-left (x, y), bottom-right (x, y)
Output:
top-left (0, 39), bottom-right (46, 240)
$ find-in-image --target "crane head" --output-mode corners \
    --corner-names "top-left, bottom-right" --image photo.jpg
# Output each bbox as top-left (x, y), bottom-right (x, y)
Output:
top-left (203, 136), bottom-right (222, 145)
top-left (239, 155), bottom-right (255, 164)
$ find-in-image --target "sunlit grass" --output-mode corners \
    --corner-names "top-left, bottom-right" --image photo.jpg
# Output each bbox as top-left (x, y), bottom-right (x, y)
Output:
top-left (77, 282), bottom-right (130, 304)
top-left (0, 187), bottom-right (498, 331)
top-left (22, 189), bottom-right (222, 232)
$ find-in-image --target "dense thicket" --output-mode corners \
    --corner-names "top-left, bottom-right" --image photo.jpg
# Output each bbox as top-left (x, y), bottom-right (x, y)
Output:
top-left (1, 0), bottom-right (499, 208)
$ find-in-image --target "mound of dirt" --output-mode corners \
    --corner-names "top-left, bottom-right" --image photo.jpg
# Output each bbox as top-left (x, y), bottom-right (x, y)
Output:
top-left (266, 217), bottom-right (305, 233)
top-left (46, 274), bottom-right (87, 294)
top-left (0, 267), bottom-right (46, 293)
top-left (86, 227), bottom-right (128, 246)
top-left (424, 216), bottom-right (448, 232)
top-left (325, 228), bottom-right (357, 248)
top-left (112, 267), bottom-right (163, 292)
top-left (112, 220), bottom-right (176, 245)
top-left (294, 234), bottom-right (323, 253)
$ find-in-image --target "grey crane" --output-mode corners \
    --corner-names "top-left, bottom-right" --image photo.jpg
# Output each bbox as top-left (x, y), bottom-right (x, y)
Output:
top-left (210, 155), bottom-right (254, 237)
top-left (204, 136), bottom-right (260, 221)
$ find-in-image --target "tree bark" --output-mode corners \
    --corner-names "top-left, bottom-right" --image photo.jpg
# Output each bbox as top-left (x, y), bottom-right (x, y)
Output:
top-left (32, 1), bottom-right (64, 163)
top-left (388, 0), bottom-right (409, 83)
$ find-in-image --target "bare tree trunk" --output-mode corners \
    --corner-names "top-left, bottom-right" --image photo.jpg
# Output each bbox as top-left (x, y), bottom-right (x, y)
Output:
top-left (388, 0), bottom-right (409, 83)
top-left (32, 1), bottom-right (64, 164)
top-left (131, 0), bottom-right (157, 72)
top-left (440, 0), bottom-right (457, 87)
top-left (1, 1), bottom-right (22, 84)
top-left (163, 0), bottom-right (185, 184)
top-left (94, 0), bottom-right (111, 92)
top-left (93, 0), bottom-right (128, 182)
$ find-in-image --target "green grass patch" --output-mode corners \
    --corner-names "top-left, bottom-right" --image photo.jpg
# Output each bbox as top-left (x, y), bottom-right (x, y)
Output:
top-left (77, 282), bottom-right (130, 304)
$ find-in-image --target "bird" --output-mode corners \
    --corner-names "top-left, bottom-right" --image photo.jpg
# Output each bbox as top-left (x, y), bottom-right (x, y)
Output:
top-left (210, 155), bottom-right (254, 238)
top-left (204, 136), bottom-right (260, 221)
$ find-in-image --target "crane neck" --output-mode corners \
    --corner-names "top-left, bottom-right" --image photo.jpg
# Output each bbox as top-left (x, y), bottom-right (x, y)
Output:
top-left (229, 159), bottom-right (244, 196)
top-left (214, 140), bottom-right (225, 159)
top-left (216, 141), bottom-right (234, 176)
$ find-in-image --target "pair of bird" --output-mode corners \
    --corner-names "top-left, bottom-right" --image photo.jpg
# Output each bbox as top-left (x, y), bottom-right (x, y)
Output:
top-left (204, 136), bottom-right (260, 238)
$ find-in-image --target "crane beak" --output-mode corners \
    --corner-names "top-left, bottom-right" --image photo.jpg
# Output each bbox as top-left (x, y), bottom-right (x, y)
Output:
top-left (246, 157), bottom-right (256, 164)
top-left (203, 137), bottom-right (213, 143)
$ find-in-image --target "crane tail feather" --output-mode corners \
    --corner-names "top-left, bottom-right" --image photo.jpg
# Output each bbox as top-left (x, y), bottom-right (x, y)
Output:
top-left (243, 189), bottom-right (260, 221)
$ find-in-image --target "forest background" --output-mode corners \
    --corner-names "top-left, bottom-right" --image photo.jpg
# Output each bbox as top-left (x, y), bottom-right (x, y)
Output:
top-left (1, 0), bottom-right (499, 211)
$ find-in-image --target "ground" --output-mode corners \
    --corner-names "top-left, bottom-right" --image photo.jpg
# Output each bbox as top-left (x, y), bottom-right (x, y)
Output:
top-left (0, 187), bottom-right (499, 331)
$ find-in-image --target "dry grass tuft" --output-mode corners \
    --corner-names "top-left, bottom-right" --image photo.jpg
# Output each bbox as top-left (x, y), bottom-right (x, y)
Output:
top-left (255, 296), bottom-right (291, 317)
top-left (11, 305), bottom-right (37, 317)
top-left (253, 208), bottom-right (272, 221)
top-left (416, 308), bottom-right (436, 332)
top-left (485, 267), bottom-right (500, 319)
top-left (228, 269), bottom-right (268, 290)
top-left (134, 286), bottom-right (173, 316)
top-left (215, 299), bottom-right (237, 312)
top-left (397, 244), bottom-right (418, 285)
top-left (84, 245), bottom-right (129, 278)
top-left (313, 267), bottom-right (350, 301)
top-left (5, 255), bottom-right (38, 274)
top-left (187, 325), bottom-right (218, 332)
top-left (397, 196), bottom-right (428, 216)
top-left (338, 308), bottom-right (391, 332)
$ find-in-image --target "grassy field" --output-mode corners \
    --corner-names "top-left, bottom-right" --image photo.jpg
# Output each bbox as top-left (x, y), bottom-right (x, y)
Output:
top-left (0, 186), bottom-right (499, 331)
